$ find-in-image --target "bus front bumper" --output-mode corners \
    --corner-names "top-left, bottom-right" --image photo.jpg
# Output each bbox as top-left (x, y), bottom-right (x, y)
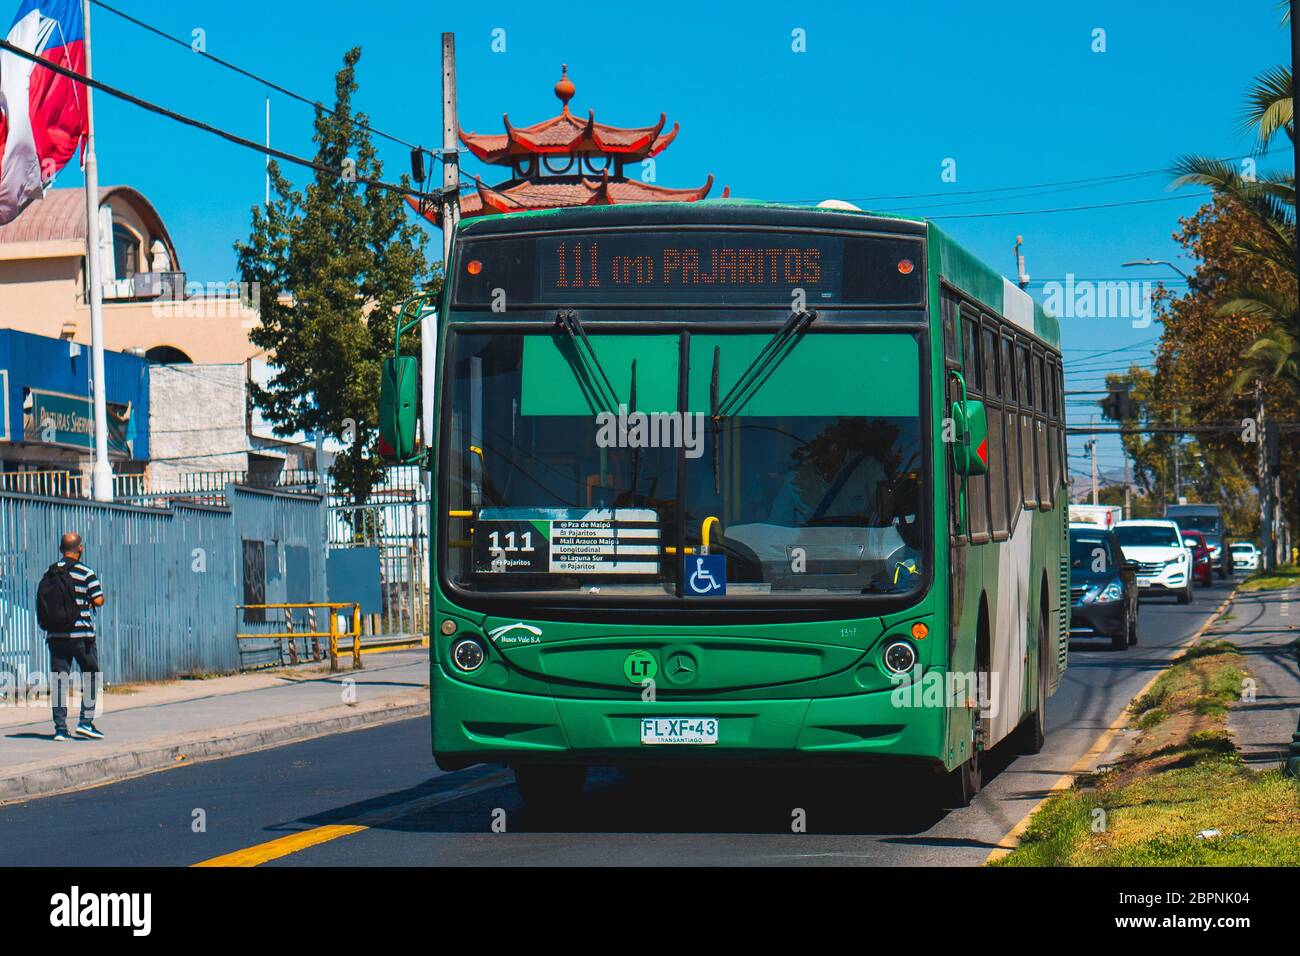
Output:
top-left (431, 672), bottom-right (948, 769)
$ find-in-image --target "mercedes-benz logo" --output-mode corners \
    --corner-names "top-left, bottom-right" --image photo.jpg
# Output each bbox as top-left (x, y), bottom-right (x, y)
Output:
top-left (664, 652), bottom-right (697, 684)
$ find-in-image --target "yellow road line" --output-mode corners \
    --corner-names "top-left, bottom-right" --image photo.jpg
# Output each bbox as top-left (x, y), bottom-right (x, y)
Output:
top-left (193, 825), bottom-right (368, 867)
top-left (192, 770), bottom-right (513, 867)
top-left (984, 586), bottom-right (1240, 863)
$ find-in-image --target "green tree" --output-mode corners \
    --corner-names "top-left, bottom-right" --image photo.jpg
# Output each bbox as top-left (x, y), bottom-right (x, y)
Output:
top-left (235, 48), bottom-right (436, 505)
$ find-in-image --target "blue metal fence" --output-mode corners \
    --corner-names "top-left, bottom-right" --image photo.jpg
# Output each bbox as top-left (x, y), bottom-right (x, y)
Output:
top-left (0, 486), bottom-right (326, 686)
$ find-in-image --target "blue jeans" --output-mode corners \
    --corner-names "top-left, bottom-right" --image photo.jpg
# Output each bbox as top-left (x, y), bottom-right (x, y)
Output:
top-left (48, 637), bottom-right (100, 731)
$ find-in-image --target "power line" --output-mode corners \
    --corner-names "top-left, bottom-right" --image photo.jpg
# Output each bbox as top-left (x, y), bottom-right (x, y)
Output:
top-left (0, 36), bottom-right (440, 204)
top-left (929, 192), bottom-right (1212, 221)
top-left (779, 145), bottom-right (1286, 206)
top-left (88, 0), bottom-right (423, 153)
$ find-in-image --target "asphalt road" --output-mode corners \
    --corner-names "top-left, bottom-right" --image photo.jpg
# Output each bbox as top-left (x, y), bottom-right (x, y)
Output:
top-left (0, 579), bottom-right (1235, 867)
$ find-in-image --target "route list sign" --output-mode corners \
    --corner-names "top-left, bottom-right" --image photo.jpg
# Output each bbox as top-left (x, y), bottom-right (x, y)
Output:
top-left (474, 507), bottom-right (661, 575)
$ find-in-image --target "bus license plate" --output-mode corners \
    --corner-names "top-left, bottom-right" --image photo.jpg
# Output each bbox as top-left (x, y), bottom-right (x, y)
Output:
top-left (640, 718), bottom-right (719, 745)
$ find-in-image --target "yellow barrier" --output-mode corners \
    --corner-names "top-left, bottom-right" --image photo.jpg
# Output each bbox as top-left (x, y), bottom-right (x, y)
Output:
top-left (236, 602), bottom-right (364, 672)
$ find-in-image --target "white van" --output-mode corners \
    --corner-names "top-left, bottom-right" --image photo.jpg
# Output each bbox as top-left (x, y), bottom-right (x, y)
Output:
top-left (1068, 504), bottom-right (1123, 530)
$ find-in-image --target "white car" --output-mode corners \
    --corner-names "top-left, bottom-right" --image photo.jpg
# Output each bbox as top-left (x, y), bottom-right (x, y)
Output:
top-left (1114, 519), bottom-right (1195, 604)
top-left (1230, 542), bottom-right (1260, 572)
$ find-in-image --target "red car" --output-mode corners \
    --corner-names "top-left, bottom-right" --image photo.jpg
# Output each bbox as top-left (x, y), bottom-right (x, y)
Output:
top-left (1182, 530), bottom-right (1214, 587)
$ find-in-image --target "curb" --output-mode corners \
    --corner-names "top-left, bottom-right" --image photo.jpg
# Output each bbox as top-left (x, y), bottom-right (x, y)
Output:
top-left (984, 583), bottom-right (1241, 863)
top-left (0, 693), bottom-right (430, 805)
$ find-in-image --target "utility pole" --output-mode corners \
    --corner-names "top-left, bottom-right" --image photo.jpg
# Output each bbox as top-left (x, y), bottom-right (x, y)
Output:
top-left (1122, 453), bottom-right (1131, 520)
top-left (1172, 408), bottom-right (1181, 504)
top-left (1089, 415), bottom-right (1098, 505)
top-left (440, 32), bottom-right (460, 269)
top-left (421, 34), bottom-right (458, 499)
top-left (1283, 0), bottom-right (1299, 781)
top-left (81, 0), bottom-right (112, 502)
top-left (1257, 379), bottom-right (1275, 573)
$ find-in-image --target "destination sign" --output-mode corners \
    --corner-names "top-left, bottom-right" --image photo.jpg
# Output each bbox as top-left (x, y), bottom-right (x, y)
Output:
top-left (538, 234), bottom-right (838, 303)
top-left (452, 230), bottom-right (924, 307)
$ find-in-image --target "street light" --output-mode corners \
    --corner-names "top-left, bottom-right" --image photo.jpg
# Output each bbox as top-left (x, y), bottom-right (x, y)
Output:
top-left (1121, 258), bottom-right (1191, 280)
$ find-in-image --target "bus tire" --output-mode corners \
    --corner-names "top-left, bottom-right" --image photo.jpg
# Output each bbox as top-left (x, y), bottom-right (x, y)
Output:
top-left (1017, 612), bottom-right (1049, 753)
top-left (938, 742), bottom-right (982, 808)
top-left (514, 764), bottom-right (586, 813)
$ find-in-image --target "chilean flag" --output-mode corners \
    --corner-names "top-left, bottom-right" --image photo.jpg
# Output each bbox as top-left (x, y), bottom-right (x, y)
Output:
top-left (0, 0), bottom-right (87, 224)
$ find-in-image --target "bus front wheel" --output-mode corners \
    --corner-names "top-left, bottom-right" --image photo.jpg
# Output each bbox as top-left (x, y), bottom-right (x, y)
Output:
top-left (514, 764), bottom-right (586, 813)
top-left (938, 741), bottom-right (982, 808)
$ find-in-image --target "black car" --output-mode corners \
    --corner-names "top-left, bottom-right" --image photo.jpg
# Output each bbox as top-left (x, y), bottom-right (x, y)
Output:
top-left (1069, 524), bottom-right (1140, 650)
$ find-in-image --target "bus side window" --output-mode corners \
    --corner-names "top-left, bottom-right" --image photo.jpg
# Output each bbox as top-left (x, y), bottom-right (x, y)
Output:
top-left (1047, 354), bottom-right (1061, 499)
top-left (983, 321), bottom-right (1007, 538)
top-left (1033, 348), bottom-right (1049, 508)
top-left (1018, 341), bottom-right (1037, 508)
top-left (942, 290), bottom-right (961, 365)
top-left (1002, 333), bottom-right (1022, 526)
top-left (1056, 362), bottom-right (1067, 492)
top-left (962, 314), bottom-right (982, 393)
top-left (962, 312), bottom-right (988, 541)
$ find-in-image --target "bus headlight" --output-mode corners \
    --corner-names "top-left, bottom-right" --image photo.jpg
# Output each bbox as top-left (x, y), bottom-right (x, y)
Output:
top-left (451, 638), bottom-right (486, 672)
top-left (883, 640), bottom-right (917, 674)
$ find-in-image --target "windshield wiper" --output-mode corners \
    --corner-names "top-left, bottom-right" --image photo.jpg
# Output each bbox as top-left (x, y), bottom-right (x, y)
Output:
top-left (710, 346), bottom-right (721, 495)
top-left (714, 309), bottom-right (816, 419)
top-left (555, 309), bottom-right (621, 413)
top-left (629, 357), bottom-right (639, 504)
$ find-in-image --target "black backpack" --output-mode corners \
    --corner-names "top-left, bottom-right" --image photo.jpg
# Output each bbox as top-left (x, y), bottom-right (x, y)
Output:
top-left (37, 562), bottom-right (81, 635)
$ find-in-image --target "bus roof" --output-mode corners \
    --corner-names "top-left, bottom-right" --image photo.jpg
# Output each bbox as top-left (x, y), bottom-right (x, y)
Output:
top-left (455, 198), bottom-right (928, 235)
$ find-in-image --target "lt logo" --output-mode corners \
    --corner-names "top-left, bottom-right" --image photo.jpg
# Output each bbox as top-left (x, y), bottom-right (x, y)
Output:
top-left (623, 649), bottom-right (658, 684)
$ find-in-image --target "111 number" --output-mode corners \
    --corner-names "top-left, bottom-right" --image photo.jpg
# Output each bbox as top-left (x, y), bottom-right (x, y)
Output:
top-left (487, 530), bottom-right (536, 553)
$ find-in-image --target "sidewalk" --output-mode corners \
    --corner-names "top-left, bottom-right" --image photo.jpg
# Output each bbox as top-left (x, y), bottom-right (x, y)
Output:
top-left (0, 649), bottom-right (430, 804)
top-left (1221, 586), bottom-right (1300, 771)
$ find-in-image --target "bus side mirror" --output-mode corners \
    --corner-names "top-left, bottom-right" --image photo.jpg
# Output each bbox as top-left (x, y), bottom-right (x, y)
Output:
top-left (951, 399), bottom-right (988, 476)
top-left (379, 356), bottom-right (419, 461)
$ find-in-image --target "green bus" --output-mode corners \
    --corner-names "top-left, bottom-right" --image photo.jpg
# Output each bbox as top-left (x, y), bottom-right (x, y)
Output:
top-left (381, 200), bottom-right (1069, 809)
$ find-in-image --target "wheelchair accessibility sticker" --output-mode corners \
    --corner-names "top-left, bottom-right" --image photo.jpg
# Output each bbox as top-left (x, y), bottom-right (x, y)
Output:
top-left (685, 554), bottom-right (726, 596)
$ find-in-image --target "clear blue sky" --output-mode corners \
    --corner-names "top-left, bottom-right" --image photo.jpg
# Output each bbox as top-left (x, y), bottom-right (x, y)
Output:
top-left (56, 0), bottom-right (1290, 479)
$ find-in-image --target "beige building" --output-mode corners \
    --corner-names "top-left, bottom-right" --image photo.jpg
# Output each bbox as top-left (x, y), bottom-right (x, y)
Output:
top-left (0, 186), bottom-right (324, 494)
top-left (0, 186), bottom-right (261, 363)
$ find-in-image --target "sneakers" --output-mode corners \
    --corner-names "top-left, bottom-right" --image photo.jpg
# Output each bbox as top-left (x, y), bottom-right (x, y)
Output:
top-left (74, 722), bottom-right (104, 740)
top-left (52, 729), bottom-right (70, 742)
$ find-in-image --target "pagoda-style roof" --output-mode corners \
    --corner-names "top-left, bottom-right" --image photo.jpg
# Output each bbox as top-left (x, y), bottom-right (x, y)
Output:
top-left (409, 171), bottom-right (726, 225)
top-left (411, 65), bottom-right (724, 229)
top-left (460, 65), bottom-right (679, 164)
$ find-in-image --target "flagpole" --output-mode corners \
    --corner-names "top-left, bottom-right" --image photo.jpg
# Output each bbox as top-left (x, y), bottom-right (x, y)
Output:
top-left (81, 0), bottom-right (112, 501)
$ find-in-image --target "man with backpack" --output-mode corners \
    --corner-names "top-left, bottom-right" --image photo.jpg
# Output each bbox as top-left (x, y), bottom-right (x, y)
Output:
top-left (37, 532), bottom-right (105, 741)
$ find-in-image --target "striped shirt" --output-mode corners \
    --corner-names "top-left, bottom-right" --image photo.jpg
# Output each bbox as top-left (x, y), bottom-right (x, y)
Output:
top-left (55, 559), bottom-right (102, 638)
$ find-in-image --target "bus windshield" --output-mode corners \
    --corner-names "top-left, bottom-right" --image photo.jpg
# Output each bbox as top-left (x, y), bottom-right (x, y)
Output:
top-left (441, 328), bottom-right (927, 602)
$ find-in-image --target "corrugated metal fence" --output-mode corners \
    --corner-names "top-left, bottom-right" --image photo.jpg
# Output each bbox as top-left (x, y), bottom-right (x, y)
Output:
top-left (0, 485), bottom-right (326, 685)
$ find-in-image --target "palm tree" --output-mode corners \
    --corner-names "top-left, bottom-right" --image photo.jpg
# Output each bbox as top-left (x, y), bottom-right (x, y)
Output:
top-left (1171, 20), bottom-right (1297, 397)
top-left (1241, 63), bottom-right (1292, 150)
